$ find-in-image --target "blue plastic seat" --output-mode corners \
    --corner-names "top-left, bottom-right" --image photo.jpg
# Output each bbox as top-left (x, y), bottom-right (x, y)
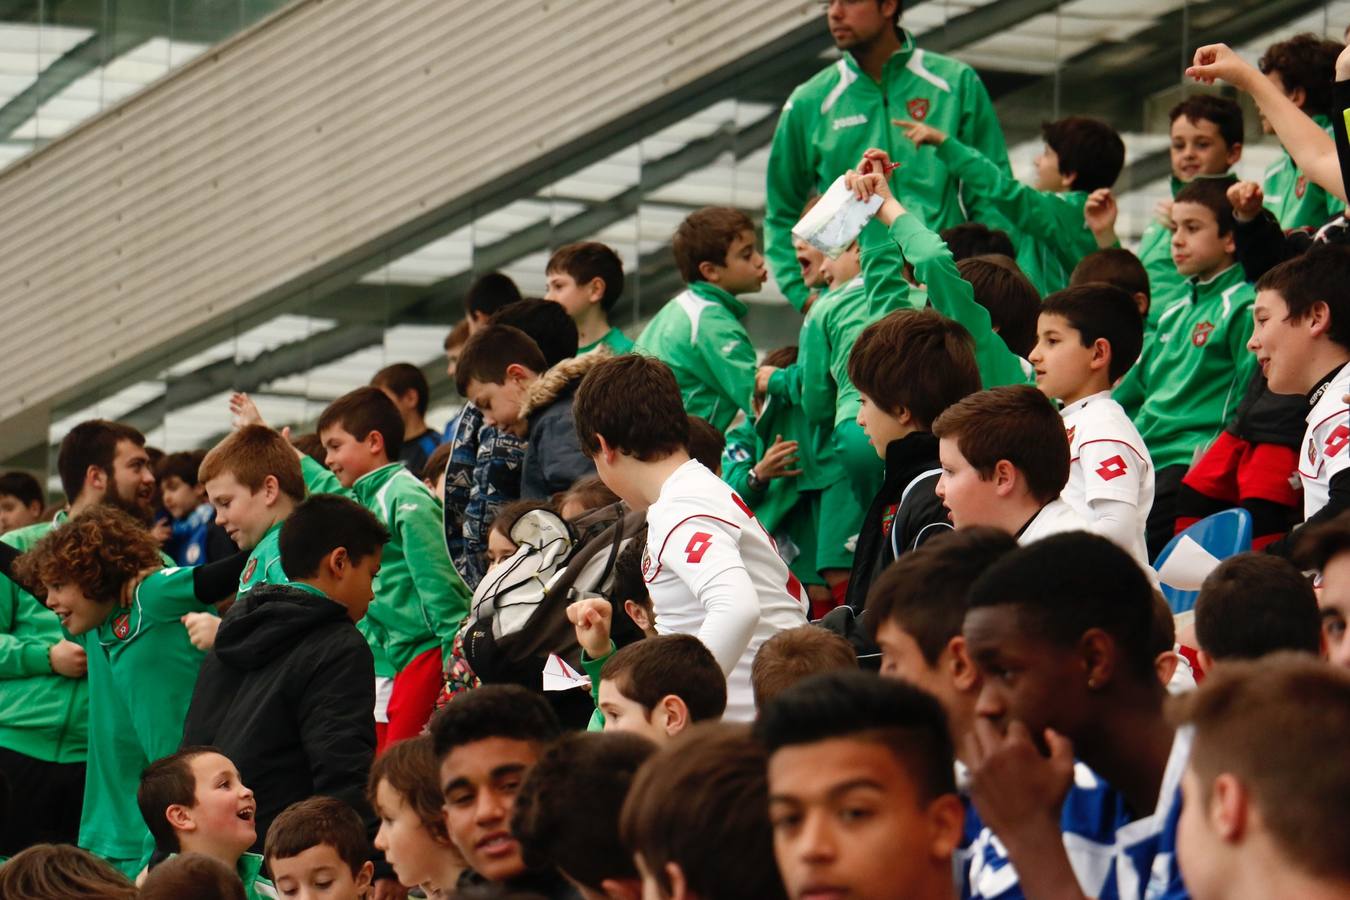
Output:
top-left (1153, 508), bottom-right (1253, 613)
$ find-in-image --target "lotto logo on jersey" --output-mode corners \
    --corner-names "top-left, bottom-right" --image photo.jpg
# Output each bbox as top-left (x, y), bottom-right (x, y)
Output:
top-left (1191, 321), bottom-right (1215, 347)
top-left (1296, 175), bottom-right (1308, 199)
top-left (241, 558), bottom-right (258, 584)
top-left (1095, 455), bottom-right (1128, 481)
top-left (907, 98), bottom-right (930, 121)
top-left (684, 532), bottom-right (713, 564)
top-left (112, 613), bottom-right (131, 640)
top-left (1326, 424), bottom-right (1350, 458)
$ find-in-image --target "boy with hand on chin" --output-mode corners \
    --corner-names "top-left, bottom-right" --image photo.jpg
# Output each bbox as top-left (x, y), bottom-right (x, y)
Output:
top-left (317, 386), bottom-right (471, 750)
top-left (634, 207), bottom-right (766, 433)
top-left (573, 355), bottom-right (808, 722)
top-left (137, 747), bottom-right (276, 899)
top-left (1029, 285), bottom-right (1154, 565)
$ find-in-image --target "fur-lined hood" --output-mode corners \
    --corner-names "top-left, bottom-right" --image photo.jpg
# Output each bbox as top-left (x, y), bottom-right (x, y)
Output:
top-left (518, 345), bottom-right (612, 421)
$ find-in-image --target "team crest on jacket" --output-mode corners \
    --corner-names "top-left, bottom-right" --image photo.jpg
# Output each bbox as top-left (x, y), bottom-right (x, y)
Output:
top-left (1065, 426), bottom-right (1076, 445)
top-left (112, 613), bottom-right (131, 640)
top-left (1296, 175), bottom-right (1308, 199)
top-left (907, 98), bottom-right (930, 121)
top-left (640, 546), bottom-right (652, 578)
top-left (1191, 321), bottom-right (1215, 347)
top-left (241, 558), bottom-right (258, 584)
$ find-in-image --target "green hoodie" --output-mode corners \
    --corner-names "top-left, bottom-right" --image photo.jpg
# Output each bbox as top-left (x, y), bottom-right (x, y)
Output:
top-left (0, 513), bottom-right (87, 765)
top-left (933, 137), bottom-right (1097, 297)
top-left (877, 213), bottom-right (1035, 389)
top-left (1263, 114), bottom-right (1346, 230)
top-left (634, 280), bottom-right (758, 432)
top-left (352, 463), bottom-right (470, 674)
top-left (78, 566), bottom-right (213, 868)
top-left (1114, 263), bottom-right (1257, 469)
top-left (765, 30), bottom-right (1012, 311)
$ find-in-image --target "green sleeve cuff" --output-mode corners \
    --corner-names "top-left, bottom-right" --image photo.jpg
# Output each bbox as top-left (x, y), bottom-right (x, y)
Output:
top-left (767, 367), bottom-right (790, 399)
top-left (580, 641), bottom-right (616, 678)
top-left (934, 136), bottom-right (976, 170)
top-left (889, 211), bottom-right (930, 244)
top-left (22, 642), bottom-right (52, 676)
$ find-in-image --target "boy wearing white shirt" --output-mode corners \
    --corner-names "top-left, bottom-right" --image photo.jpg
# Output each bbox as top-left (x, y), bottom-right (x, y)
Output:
top-left (1248, 246), bottom-right (1350, 556)
top-left (573, 354), bottom-right (808, 722)
top-left (1030, 284), bottom-right (1154, 566)
top-left (931, 385), bottom-right (1088, 544)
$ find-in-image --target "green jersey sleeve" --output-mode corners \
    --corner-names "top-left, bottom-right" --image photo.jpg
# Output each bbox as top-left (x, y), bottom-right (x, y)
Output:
top-left (766, 362), bottom-right (803, 406)
top-left (695, 311), bottom-right (759, 426)
top-left (0, 577), bottom-right (52, 678)
top-left (300, 455), bottom-right (351, 498)
top-left (951, 64), bottom-right (1017, 237)
top-left (798, 305), bottom-right (838, 426)
top-left (764, 93), bottom-right (817, 313)
top-left (392, 496), bottom-right (470, 658)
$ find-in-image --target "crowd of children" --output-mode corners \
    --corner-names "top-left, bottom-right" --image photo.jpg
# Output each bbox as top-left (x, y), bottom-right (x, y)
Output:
top-left (4, 2), bottom-right (1350, 898)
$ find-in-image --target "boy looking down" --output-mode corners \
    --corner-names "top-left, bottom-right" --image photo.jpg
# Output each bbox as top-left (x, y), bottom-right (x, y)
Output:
top-left (263, 797), bottom-right (375, 900)
top-left (901, 115), bottom-right (1125, 296)
top-left (574, 354), bottom-right (808, 722)
top-left (544, 241), bottom-right (633, 354)
top-left (1114, 177), bottom-right (1256, 559)
top-left (634, 207), bottom-right (765, 432)
top-left (317, 386), bottom-right (471, 749)
top-left (1030, 284), bottom-right (1153, 565)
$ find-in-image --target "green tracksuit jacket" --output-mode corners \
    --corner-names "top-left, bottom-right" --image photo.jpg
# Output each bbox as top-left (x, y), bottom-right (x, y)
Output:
top-left (0, 514), bottom-right (87, 765)
top-left (1263, 114), bottom-right (1346, 230)
top-left (765, 30), bottom-right (1012, 311)
top-left (352, 463), bottom-right (470, 675)
top-left (934, 137), bottom-right (1096, 296)
top-left (877, 213), bottom-right (1034, 389)
top-left (237, 456), bottom-right (352, 596)
top-left (634, 280), bottom-right (758, 432)
top-left (1114, 263), bottom-right (1257, 470)
top-left (78, 567), bottom-right (212, 867)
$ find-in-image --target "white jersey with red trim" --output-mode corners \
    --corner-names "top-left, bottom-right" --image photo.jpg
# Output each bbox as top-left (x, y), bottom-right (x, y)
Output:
top-left (641, 459), bottom-right (809, 721)
top-left (1300, 362), bottom-right (1350, 519)
top-left (1061, 391), bottom-right (1154, 567)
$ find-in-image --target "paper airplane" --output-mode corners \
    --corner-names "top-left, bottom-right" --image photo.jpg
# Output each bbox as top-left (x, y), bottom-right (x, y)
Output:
top-left (542, 653), bottom-right (590, 692)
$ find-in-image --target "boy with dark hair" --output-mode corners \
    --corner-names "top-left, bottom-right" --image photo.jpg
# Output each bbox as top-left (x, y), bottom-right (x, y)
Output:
top-left (512, 731), bottom-right (655, 899)
top-left (750, 624), bottom-right (856, 710)
top-left (1246, 246), bottom-right (1350, 553)
top-left (0, 419), bottom-right (161, 857)
top-left (464, 271), bottom-right (523, 332)
top-left (156, 450), bottom-right (235, 568)
top-left (1259, 33), bottom-right (1346, 229)
top-left (1174, 655), bottom-right (1350, 899)
top-left (954, 255), bottom-right (1042, 359)
top-left (182, 494), bottom-right (388, 854)
top-left (0, 470), bottom-right (44, 533)
top-left (456, 322), bottom-right (599, 499)
top-left (1070, 247), bottom-right (1151, 318)
top-left (685, 415), bottom-right (726, 474)
top-left (264, 797), bottom-right (375, 900)
top-left (491, 297), bottom-right (583, 369)
top-left (902, 115), bottom-right (1125, 295)
top-left (317, 387), bottom-right (470, 749)
top-left (1194, 553), bottom-right (1320, 670)
top-left (620, 723), bottom-right (785, 900)
top-left (574, 355), bottom-right (808, 721)
top-left (1294, 513), bottom-right (1350, 669)
top-left (597, 634), bottom-right (727, 743)
top-left (634, 206), bottom-right (764, 432)
top-left (1030, 284), bottom-right (1153, 564)
top-left (755, 670), bottom-right (966, 900)
top-left (371, 362), bottom-right (442, 475)
top-left (428, 683), bottom-right (566, 891)
top-left (544, 240), bottom-right (632, 354)
top-left (1135, 94), bottom-right (1244, 330)
top-left (962, 532), bottom-right (1188, 900)
top-left (931, 386), bottom-right (1084, 542)
top-left (1115, 176), bottom-right (1256, 559)
top-left (843, 309), bottom-right (983, 613)
top-left (940, 222), bottom-right (1016, 262)
top-left (136, 747), bottom-right (274, 898)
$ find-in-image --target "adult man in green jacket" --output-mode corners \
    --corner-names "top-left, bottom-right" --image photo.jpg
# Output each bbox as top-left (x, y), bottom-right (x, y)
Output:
top-left (765, 0), bottom-right (1011, 312)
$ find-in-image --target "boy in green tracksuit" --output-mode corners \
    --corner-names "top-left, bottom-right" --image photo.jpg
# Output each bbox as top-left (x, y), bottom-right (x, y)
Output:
top-left (634, 207), bottom-right (764, 432)
top-left (317, 387), bottom-right (470, 751)
top-left (10, 507), bottom-right (229, 878)
top-left (544, 241), bottom-right (634, 355)
top-left (765, 0), bottom-right (1011, 312)
top-left (900, 115), bottom-right (1125, 297)
top-left (1135, 97), bottom-right (1245, 336)
top-left (1114, 178), bottom-right (1256, 558)
top-left (1259, 33), bottom-right (1346, 230)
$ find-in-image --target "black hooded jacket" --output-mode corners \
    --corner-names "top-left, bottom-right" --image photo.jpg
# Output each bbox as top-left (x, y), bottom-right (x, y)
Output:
top-left (181, 583), bottom-right (377, 852)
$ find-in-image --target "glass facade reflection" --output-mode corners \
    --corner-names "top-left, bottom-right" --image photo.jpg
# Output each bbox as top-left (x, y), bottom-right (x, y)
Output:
top-left (18, 0), bottom-right (1350, 486)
